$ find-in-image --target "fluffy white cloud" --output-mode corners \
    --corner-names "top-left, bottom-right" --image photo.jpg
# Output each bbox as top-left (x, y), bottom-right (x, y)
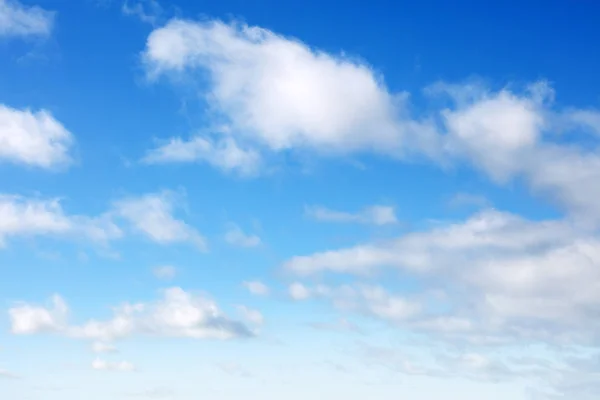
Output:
top-left (243, 280), bottom-right (269, 296)
top-left (224, 224), bottom-right (261, 248)
top-left (143, 19), bottom-right (440, 161)
top-left (435, 82), bottom-right (600, 225)
top-left (10, 287), bottom-right (253, 343)
top-left (9, 294), bottom-right (67, 334)
top-left (0, 0), bottom-right (53, 37)
top-left (92, 358), bottom-right (135, 372)
top-left (305, 204), bottom-right (398, 225)
top-left (0, 195), bottom-right (122, 248)
top-left (0, 106), bottom-right (73, 169)
top-left (112, 191), bottom-right (207, 250)
top-left (285, 209), bottom-right (600, 344)
top-left (143, 136), bottom-right (262, 177)
top-left (153, 265), bottom-right (177, 280)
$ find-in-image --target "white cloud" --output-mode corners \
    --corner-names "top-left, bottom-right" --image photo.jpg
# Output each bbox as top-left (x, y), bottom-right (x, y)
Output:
top-left (143, 19), bottom-right (440, 163)
top-left (143, 136), bottom-right (262, 177)
top-left (288, 282), bottom-right (311, 300)
top-left (243, 280), bottom-right (269, 296)
top-left (236, 305), bottom-right (264, 325)
top-left (0, 195), bottom-right (122, 248)
top-left (9, 294), bottom-right (67, 334)
top-left (91, 341), bottom-right (117, 353)
top-left (284, 209), bottom-right (600, 344)
top-left (305, 204), bottom-right (398, 225)
top-left (224, 224), bottom-right (261, 248)
top-left (92, 358), bottom-right (135, 372)
top-left (153, 265), bottom-right (177, 280)
top-left (9, 287), bottom-right (253, 342)
top-left (112, 191), bottom-right (207, 250)
top-left (122, 0), bottom-right (162, 25)
top-left (0, 0), bottom-right (54, 37)
top-left (289, 283), bottom-right (420, 322)
top-left (0, 105), bottom-right (73, 169)
top-left (435, 82), bottom-right (600, 225)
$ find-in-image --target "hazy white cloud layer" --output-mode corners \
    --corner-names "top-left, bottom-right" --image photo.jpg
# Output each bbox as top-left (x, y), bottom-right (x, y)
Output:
top-left (0, 0), bottom-right (54, 37)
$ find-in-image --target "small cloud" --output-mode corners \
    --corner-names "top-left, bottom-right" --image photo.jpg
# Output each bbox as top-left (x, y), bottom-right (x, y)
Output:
top-left (243, 280), bottom-right (269, 296)
top-left (447, 193), bottom-right (490, 209)
top-left (216, 362), bottom-right (252, 378)
top-left (305, 205), bottom-right (398, 226)
top-left (224, 224), bottom-right (261, 248)
top-left (91, 341), bottom-right (117, 353)
top-left (288, 283), bottom-right (311, 300)
top-left (0, 368), bottom-right (20, 379)
top-left (236, 305), bottom-right (264, 325)
top-left (152, 265), bottom-right (176, 280)
top-left (92, 358), bottom-right (135, 372)
top-left (0, 0), bottom-right (54, 38)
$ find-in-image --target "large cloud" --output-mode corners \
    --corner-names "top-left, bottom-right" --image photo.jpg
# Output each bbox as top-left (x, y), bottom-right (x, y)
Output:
top-left (285, 209), bottom-right (600, 345)
top-left (0, 106), bottom-right (74, 169)
top-left (142, 19), bottom-right (440, 162)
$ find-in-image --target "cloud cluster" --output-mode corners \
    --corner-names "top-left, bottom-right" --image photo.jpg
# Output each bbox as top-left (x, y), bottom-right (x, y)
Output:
top-left (141, 19), bottom-right (600, 231)
top-left (9, 287), bottom-right (254, 343)
top-left (286, 209), bottom-right (600, 346)
top-left (0, 190), bottom-right (204, 250)
top-left (0, 0), bottom-right (54, 38)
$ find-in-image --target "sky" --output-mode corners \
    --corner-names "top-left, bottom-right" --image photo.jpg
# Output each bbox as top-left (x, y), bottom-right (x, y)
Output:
top-left (1, 0), bottom-right (600, 399)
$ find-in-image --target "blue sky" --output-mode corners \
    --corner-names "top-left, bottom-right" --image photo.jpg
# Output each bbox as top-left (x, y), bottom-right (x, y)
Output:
top-left (1, 0), bottom-right (600, 399)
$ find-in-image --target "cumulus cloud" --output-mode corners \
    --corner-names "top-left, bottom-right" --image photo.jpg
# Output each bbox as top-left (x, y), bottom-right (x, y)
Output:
top-left (92, 358), bottom-right (135, 372)
top-left (0, 106), bottom-right (73, 169)
top-left (0, 195), bottom-right (122, 248)
top-left (434, 82), bottom-right (600, 225)
top-left (285, 209), bottom-right (600, 345)
top-left (243, 280), bottom-right (269, 296)
top-left (0, 0), bottom-right (54, 37)
top-left (305, 204), bottom-right (398, 225)
top-left (142, 19), bottom-right (440, 162)
top-left (10, 287), bottom-right (253, 343)
top-left (112, 191), bottom-right (207, 250)
top-left (9, 294), bottom-right (67, 334)
top-left (143, 136), bottom-right (262, 177)
top-left (224, 224), bottom-right (261, 248)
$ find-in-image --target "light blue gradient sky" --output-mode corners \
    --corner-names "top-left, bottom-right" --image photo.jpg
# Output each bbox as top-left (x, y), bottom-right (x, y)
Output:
top-left (1, 1), bottom-right (600, 399)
